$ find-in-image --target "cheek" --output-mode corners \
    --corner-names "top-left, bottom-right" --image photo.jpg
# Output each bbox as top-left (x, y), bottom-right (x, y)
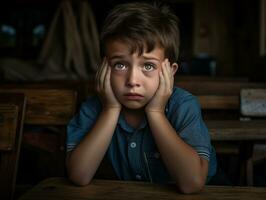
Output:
top-left (145, 73), bottom-right (160, 93)
top-left (152, 78), bottom-right (160, 91)
top-left (110, 71), bottom-right (123, 93)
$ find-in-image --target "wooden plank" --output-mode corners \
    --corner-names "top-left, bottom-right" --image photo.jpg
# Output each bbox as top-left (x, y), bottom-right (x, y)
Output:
top-left (176, 75), bottom-right (249, 82)
top-left (19, 177), bottom-right (266, 200)
top-left (0, 80), bottom-right (95, 105)
top-left (0, 89), bottom-right (77, 125)
top-left (0, 105), bottom-right (18, 151)
top-left (207, 120), bottom-right (266, 141)
top-left (176, 81), bottom-right (266, 95)
top-left (213, 142), bottom-right (239, 154)
top-left (198, 95), bottom-right (239, 109)
top-left (0, 93), bottom-right (26, 200)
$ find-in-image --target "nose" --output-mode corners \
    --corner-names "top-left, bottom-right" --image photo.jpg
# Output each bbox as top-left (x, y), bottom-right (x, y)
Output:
top-left (126, 67), bottom-right (140, 87)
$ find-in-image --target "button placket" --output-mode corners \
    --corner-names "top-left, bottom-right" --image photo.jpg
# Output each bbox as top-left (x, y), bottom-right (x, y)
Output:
top-left (127, 130), bottom-right (144, 180)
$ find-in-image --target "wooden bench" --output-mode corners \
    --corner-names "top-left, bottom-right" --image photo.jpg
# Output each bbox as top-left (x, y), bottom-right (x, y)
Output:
top-left (0, 93), bottom-right (26, 200)
top-left (0, 87), bottom-right (78, 196)
top-left (2, 79), bottom-right (266, 186)
top-left (176, 80), bottom-right (266, 185)
top-left (240, 88), bottom-right (266, 185)
top-left (0, 88), bottom-right (77, 150)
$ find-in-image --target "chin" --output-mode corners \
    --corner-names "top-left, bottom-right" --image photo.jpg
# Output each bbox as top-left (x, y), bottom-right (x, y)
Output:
top-left (122, 101), bottom-right (145, 110)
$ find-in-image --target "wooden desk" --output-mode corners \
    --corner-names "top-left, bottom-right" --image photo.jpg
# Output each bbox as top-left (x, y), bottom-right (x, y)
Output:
top-left (207, 120), bottom-right (266, 141)
top-left (207, 120), bottom-right (266, 186)
top-left (19, 177), bottom-right (266, 200)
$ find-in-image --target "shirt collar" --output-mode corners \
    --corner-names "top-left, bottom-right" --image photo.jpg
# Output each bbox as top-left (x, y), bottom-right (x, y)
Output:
top-left (118, 113), bottom-right (147, 133)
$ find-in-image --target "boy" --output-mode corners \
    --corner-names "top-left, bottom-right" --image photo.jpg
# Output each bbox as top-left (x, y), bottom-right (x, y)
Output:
top-left (66, 2), bottom-right (217, 194)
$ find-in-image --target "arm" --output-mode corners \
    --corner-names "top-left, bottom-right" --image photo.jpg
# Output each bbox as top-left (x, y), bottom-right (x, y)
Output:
top-left (146, 112), bottom-right (208, 193)
top-left (66, 108), bottom-right (120, 186)
top-left (66, 58), bottom-right (121, 186)
top-left (145, 59), bottom-right (208, 193)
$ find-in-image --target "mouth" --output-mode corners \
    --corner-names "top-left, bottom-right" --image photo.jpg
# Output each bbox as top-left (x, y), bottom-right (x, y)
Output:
top-left (124, 93), bottom-right (144, 100)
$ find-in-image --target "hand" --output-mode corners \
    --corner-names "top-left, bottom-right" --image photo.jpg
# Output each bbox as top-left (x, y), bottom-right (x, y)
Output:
top-left (95, 57), bottom-right (121, 111)
top-left (145, 58), bottom-right (174, 113)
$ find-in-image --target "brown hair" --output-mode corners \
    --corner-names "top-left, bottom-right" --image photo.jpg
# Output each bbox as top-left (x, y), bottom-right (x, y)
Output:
top-left (100, 2), bottom-right (180, 63)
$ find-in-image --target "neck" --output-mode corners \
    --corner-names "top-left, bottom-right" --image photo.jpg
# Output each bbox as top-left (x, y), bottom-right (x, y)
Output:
top-left (122, 107), bottom-right (145, 129)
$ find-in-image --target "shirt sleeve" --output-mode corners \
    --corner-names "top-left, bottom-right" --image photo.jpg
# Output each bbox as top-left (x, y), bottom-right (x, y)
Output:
top-left (66, 96), bottom-right (102, 152)
top-left (167, 91), bottom-right (211, 161)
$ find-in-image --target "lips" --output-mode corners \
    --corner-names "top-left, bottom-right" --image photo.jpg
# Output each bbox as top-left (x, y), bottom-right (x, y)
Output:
top-left (124, 93), bottom-right (144, 100)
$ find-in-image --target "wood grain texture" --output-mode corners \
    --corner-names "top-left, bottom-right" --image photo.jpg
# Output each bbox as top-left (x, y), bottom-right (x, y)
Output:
top-left (0, 105), bottom-right (18, 151)
top-left (0, 89), bottom-right (77, 125)
top-left (19, 177), bottom-right (266, 200)
top-left (198, 95), bottom-right (239, 109)
top-left (175, 81), bottom-right (266, 95)
top-left (207, 120), bottom-right (266, 141)
top-left (0, 93), bottom-right (26, 200)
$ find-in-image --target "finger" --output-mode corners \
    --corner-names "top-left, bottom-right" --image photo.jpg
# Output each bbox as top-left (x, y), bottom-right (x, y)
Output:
top-left (158, 70), bottom-right (164, 92)
top-left (96, 58), bottom-right (106, 91)
top-left (168, 62), bottom-right (174, 90)
top-left (99, 58), bottom-right (108, 90)
top-left (159, 64), bottom-right (166, 94)
top-left (103, 65), bottom-right (111, 91)
top-left (162, 60), bottom-right (170, 92)
top-left (96, 57), bottom-right (106, 80)
top-left (165, 59), bottom-right (174, 90)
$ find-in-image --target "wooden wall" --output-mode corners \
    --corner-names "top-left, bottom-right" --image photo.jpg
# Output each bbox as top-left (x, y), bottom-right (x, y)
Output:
top-left (193, 0), bottom-right (235, 76)
top-left (0, 0), bottom-right (265, 80)
top-left (191, 0), bottom-right (265, 80)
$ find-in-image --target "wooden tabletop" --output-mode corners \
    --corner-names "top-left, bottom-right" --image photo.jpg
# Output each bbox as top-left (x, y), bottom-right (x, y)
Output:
top-left (206, 120), bottom-right (266, 141)
top-left (19, 177), bottom-right (266, 200)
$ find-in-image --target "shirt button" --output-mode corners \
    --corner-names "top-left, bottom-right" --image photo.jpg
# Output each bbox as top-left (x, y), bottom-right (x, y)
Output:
top-left (136, 174), bottom-right (142, 180)
top-left (130, 142), bottom-right (136, 148)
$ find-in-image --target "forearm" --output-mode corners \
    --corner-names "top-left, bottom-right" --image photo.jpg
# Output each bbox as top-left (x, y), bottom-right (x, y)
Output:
top-left (66, 108), bottom-right (120, 185)
top-left (146, 112), bottom-right (208, 193)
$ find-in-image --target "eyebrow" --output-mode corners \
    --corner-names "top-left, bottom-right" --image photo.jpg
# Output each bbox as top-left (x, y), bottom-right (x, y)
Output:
top-left (109, 55), bottom-right (126, 60)
top-left (142, 56), bottom-right (160, 62)
top-left (108, 54), bottom-right (161, 62)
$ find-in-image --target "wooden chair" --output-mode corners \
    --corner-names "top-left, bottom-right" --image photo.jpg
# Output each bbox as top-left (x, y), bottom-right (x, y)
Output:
top-left (0, 88), bottom-right (78, 197)
top-left (0, 88), bottom-right (77, 147)
top-left (175, 80), bottom-right (266, 185)
top-left (240, 88), bottom-right (266, 186)
top-left (0, 93), bottom-right (26, 200)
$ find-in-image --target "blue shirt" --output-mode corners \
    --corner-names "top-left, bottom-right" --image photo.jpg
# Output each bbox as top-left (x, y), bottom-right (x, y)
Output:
top-left (67, 87), bottom-right (217, 183)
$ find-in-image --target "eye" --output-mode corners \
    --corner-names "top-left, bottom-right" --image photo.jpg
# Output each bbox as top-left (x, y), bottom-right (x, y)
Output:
top-left (143, 63), bottom-right (156, 71)
top-left (113, 63), bottom-right (127, 70)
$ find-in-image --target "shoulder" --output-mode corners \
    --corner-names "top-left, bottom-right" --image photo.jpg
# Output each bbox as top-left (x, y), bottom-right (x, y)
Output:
top-left (67, 95), bottom-right (102, 137)
top-left (166, 87), bottom-right (202, 124)
top-left (79, 95), bottom-right (102, 115)
top-left (66, 96), bottom-right (102, 152)
top-left (168, 87), bottom-right (200, 110)
top-left (68, 95), bottom-right (102, 125)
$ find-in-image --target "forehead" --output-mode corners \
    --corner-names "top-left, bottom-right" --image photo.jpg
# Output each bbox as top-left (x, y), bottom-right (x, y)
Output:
top-left (105, 39), bottom-right (165, 60)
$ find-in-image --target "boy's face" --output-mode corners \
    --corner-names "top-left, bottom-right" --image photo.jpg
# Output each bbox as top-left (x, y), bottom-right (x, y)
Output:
top-left (106, 39), bottom-right (165, 110)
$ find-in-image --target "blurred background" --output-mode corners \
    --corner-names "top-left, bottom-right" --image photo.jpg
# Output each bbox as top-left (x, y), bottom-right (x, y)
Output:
top-left (0, 0), bottom-right (265, 81)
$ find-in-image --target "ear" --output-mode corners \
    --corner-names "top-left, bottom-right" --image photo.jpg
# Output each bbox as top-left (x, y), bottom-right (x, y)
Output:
top-left (171, 62), bottom-right (178, 75)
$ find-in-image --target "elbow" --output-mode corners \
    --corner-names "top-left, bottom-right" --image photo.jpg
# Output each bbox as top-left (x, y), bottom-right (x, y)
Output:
top-left (66, 158), bottom-right (93, 186)
top-left (177, 177), bottom-right (205, 194)
top-left (69, 175), bottom-right (91, 186)
top-left (68, 171), bottom-right (93, 186)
